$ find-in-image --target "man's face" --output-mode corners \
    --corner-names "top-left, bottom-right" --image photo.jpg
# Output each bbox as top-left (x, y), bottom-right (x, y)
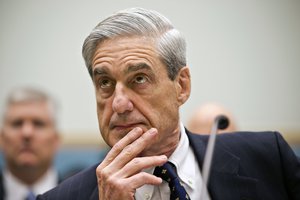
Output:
top-left (0, 101), bottom-right (59, 170)
top-left (91, 36), bottom-right (190, 156)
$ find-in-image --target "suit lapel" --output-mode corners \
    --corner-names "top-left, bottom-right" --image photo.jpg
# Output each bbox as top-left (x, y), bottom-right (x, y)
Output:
top-left (186, 130), bottom-right (258, 200)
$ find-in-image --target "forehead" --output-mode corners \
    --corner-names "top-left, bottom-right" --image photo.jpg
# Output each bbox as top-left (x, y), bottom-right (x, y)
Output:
top-left (4, 101), bottom-right (53, 120)
top-left (92, 36), bottom-right (161, 66)
top-left (90, 36), bottom-right (170, 81)
top-left (97, 36), bottom-right (157, 51)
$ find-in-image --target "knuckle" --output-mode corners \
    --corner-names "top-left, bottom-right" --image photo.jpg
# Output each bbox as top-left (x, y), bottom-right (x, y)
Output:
top-left (96, 164), bottom-right (104, 176)
top-left (112, 143), bottom-right (123, 152)
top-left (123, 144), bottom-right (133, 155)
top-left (97, 167), bottom-right (110, 181)
top-left (131, 157), bottom-right (141, 166)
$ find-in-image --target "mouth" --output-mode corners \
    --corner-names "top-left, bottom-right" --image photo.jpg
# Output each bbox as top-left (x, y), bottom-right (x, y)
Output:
top-left (20, 145), bottom-right (33, 152)
top-left (112, 123), bottom-right (144, 131)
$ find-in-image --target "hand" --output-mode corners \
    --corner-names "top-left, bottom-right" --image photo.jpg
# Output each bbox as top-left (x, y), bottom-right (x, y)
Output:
top-left (96, 127), bottom-right (167, 200)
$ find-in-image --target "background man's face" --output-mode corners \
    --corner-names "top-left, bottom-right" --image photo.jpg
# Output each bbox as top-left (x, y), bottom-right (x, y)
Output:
top-left (0, 101), bottom-right (59, 169)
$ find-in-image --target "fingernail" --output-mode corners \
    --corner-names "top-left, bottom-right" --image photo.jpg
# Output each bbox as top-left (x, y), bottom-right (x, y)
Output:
top-left (161, 155), bottom-right (167, 160)
top-left (133, 127), bottom-right (142, 132)
top-left (149, 128), bottom-right (157, 134)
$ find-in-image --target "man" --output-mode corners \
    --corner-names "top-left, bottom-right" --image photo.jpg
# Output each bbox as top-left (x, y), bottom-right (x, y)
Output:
top-left (187, 102), bottom-right (238, 134)
top-left (0, 87), bottom-right (61, 200)
top-left (37, 7), bottom-right (300, 200)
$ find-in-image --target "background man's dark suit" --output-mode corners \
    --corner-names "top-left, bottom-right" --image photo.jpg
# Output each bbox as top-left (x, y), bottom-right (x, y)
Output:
top-left (37, 131), bottom-right (300, 200)
top-left (0, 171), bottom-right (4, 200)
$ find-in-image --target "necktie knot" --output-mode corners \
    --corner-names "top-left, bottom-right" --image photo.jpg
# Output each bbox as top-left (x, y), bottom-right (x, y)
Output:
top-left (154, 162), bottom-right (176, 183)
top-left (25, 190), bottom-right (36, 200)
top-left (154, 162), bottom-right (190, 200)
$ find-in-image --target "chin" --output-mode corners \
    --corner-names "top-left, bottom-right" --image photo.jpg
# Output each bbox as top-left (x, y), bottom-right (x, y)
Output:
top-left (138, 147), bottom-right (156, 157)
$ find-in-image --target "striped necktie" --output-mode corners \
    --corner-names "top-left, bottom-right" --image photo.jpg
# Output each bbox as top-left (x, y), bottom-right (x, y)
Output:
top-left (154, 162), bottom-right (190, 200)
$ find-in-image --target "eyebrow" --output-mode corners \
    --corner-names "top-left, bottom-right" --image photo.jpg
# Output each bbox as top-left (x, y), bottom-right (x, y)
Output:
top-left (93, 67), bottom-right (109, 78)
top-left (92, 63), bottom-right (152, 78)
top-left (125, 63), bottom-right (152, 74)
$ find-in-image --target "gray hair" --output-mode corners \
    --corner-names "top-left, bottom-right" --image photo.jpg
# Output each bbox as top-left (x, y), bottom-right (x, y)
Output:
top-left (1, 87), bottom-right (59, 127)
top-left (82, 7), bottom-right (186, 80)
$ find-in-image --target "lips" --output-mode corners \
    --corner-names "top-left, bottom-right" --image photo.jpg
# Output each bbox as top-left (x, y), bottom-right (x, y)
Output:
top-left (111, 123), bottom-right (143, 131)
top-left (20, 146), bottom-right (33, 152)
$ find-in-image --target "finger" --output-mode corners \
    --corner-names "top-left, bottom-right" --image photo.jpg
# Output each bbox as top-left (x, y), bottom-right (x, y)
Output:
top-left (108, 128), bottom-right (158, 169)
top-left (98, 127), bottom-right (144, 170)
top-left (100, 172), bottom-right (159, 200)
top-left (126, 171), bottom-right (164, 189)
top-left (115, 155), bottom-right (167, 178)
top-left (102, 172), bottom-right (163, 199)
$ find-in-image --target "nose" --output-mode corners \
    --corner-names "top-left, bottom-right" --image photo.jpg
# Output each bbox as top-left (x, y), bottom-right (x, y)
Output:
top-left (112, 84), bottom-right (134, 114)
top-left (20, 121), bottom-right (34, 138)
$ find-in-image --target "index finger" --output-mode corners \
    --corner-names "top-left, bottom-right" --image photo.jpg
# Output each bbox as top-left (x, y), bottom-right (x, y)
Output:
top-left (108, 128), bottom-right (158, 170)
top-left (98, 127), bottom-right (144, 170)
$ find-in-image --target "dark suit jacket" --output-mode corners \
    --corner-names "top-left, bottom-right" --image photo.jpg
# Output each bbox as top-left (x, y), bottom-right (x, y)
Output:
top-left (37, 131), bottom-right (300, 200)
top-left (0, 171), bottom-right (4, 200)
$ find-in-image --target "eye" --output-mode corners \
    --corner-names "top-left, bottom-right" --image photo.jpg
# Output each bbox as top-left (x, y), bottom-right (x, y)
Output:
top-left (11, 119), bottom-right (23, 128)
top-left (133, 75), bottom-right (148, 84)
top-left (99, 78), bottom-right (114, 88)
top-left (33, 119), bottom-right (46, 128)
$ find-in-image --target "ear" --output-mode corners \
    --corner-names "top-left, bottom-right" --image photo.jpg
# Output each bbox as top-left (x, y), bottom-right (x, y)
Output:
top-left (175, 66), bottom-right (191, 105)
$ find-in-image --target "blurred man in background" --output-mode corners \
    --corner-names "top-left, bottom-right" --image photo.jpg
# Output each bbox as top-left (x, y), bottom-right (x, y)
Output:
top-left (187, 102), bottom-right (238, 134)
top-left (0, 87), bottom-right (60, 200)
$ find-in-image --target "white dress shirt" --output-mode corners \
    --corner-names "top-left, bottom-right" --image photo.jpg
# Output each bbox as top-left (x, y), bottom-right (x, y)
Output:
top-left (3, 167), bottom-right (58, 200)
top-left (135, 122), bottom-right (203, 200)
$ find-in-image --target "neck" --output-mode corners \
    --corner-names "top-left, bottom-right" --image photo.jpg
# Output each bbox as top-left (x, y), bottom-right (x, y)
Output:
top-left (142, 125), bottom-right (181, 158)
top-left (8, 165), bottom-right (49, 185)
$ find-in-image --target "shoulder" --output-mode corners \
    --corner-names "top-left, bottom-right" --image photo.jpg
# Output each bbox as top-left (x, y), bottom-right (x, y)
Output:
top-left (216, 131), bottom-right (288, 154)
top-left (37, 164), bottom-right (98, 200)
top-left (187, 130), bottom-right (294, 163)
top-left (187, 129), bottom-right (285, 149)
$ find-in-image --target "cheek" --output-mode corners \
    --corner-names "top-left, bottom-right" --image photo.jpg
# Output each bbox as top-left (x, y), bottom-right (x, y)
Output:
top-left (36, 136), bottom-right (52, 147)
top-left (1, 136), bottom-right (22, 158)
top-left (96, 99), bottom-right (113, 143)
top-left (35, 135), bottom-right (58, 155)
top-left (150, 85), bottom-right (178, 110)
top-left (97, 100), bottom-right (111, 128)
top-left (2, 134), bottom-right (18, 148)
top-left (147, 87), bottom-right (179, 124)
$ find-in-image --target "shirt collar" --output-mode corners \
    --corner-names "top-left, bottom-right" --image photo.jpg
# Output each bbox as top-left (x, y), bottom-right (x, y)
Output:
top-left (31, 167), bottom-right (58, 194)
top-left (3, 167), bottom-right (58, 199)
top-left (168, 122), bottom-right (196, 189)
